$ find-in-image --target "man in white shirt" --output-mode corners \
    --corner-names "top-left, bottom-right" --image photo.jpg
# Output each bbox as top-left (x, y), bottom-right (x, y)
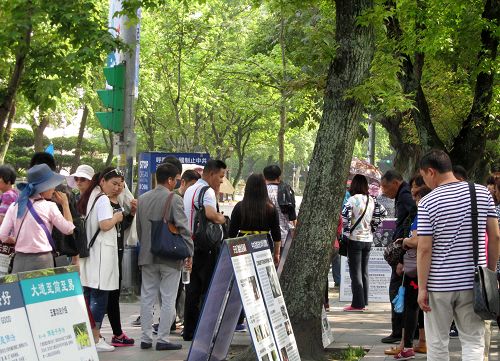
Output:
top-left (182, 159), bottom-right (226, 341)
top-left (417, 150), bottom-right (499, 361)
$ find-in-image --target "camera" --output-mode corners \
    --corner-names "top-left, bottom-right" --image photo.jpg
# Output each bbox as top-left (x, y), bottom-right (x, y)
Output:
top-left (113, 207), bottom-right (124, 214)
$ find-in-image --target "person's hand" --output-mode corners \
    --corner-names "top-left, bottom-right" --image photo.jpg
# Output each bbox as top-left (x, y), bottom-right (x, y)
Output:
top-left (184, 257), bottom-right (193, 271)
top-left (418, 288), bottom-right (431, 312)
top-left (130, 199), bottom-right (137, 216)
top-left (113, 211), bottom-right (124, 223)
top-left (53, 191), bottom-right (69, 206)
top-left (4, 236), bottom-right (15, 244)
top-left (396, 262), bottom-right (404, 276)
top-left (274, 253), bottom-right (280, 267)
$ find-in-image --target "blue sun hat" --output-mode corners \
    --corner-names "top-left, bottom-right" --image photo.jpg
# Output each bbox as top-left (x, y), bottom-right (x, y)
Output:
top-left (16, 164), bottom-right (65, 218)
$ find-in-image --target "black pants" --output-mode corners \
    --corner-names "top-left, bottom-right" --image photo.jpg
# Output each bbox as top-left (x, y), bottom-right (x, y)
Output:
top-left (183, 250), bottom-right (218, 338)
top-left (107, 249), bottom-right (124, 336)
top-left (347, 240), bottom-right (371, 309)
top-left (402, 276), bottom-right (424, 348)
top-left (389, 268), bottom-right (404, 337)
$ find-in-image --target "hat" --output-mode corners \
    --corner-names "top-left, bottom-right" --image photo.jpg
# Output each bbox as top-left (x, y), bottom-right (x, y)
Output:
top-left (16, 164), bottom-right (65, 218)
top-left (66, 165), bottom-right (95, 188)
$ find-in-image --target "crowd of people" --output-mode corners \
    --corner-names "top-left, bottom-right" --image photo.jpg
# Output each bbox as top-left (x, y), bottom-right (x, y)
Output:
top-left (0, 149), bottom-right (498, 359)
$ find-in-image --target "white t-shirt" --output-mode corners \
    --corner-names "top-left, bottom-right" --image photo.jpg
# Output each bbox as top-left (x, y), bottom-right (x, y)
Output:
top-left (418, 182), bottom-right (497, 292)
top-left (183, 179), bottom-right (217, 234)
top-left (95, 194), bottom-right (113, 222)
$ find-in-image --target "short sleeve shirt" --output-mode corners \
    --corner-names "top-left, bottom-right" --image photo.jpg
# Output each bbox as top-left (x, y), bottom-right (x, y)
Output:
top-left (183, 179), bottom-right (217, 234)
top-left (417, 182), bottom-right (497, 292)
top-left (96, 195), bottom-right (113, 222)
top-left (0, 189), bottom-right (18, 216)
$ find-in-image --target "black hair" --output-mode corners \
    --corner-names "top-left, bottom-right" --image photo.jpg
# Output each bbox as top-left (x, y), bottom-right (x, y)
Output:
top-left (349, 174), bottom-right (369, 196)
top-left (417, 186), bottom-right (432, 199)
top-left (156, 163), bottom-right (180, 184)
top-left (381, 170), bottom-right (403, 183)
top-left (162, 156), bottom-right (182, 174)
top-left (240, 174), bottom-right (275, 227)
top-left (77, 167), bottom-right (124, 215)
top-left (452, 165), bottom-right (468, 181)
top-left (263, 165), bottom-right (281, 181)
top-left (0, 165), bottom-right (16, 184)
top-left (30, 152), bottom-right (56, 171)
top-left (182, 169), bottom-right (201, 183)
top-left (203, 159), bottom-right (227, 175)
top-left (486, 175), bottom-right (496, 185)
top-left (419, 150), bottom-right (452, 173)
top-left (409, 174), bottom-right (425, 188)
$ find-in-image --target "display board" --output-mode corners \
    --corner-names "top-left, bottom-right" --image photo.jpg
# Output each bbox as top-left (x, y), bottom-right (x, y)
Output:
top-left (138, 152), bottom-right (210, 195)
top-left (187, 235), bottom-right (301, 361)
top-left (0, 244), bottom-right (14, 275)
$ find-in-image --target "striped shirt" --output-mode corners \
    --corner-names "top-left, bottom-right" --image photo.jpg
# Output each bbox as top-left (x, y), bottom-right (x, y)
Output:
top-left (418, 182), bottom-right (497, 292)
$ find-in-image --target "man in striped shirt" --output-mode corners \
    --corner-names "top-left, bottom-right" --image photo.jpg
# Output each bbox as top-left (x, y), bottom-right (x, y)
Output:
top-left (417, 150), bottom-right (499, 361)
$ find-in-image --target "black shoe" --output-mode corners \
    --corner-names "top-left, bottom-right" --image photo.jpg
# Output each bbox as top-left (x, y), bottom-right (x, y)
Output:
top-left (182, 333), bottom-right (193, 341)
top-left (156, 342), bottom-right (182, 351)
top-left (381, 334), bottom-right (402, 344)
top-left (140, 342), bottom-right (152, 349)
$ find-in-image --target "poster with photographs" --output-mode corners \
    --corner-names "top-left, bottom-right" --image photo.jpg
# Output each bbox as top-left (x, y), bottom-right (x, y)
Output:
top-left (321, 307), bottom-right (334, 347)
top-left (18, 267), bottom-right (98, 361)
top-left (372, 218), bottom-right (397, 247)
top-left (0, 243), bottom-right (14, 275)
top-left (339, 247), bottom-right (391, 302)
top-left (248, 238), bottom-right (301, 361)
top-left (229, 237), bottom-right (280, 360)
top-left (0, 275), bottom-right (39, 361)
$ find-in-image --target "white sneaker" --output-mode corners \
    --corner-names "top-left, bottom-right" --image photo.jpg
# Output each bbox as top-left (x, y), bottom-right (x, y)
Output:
top-left (96, 337), bottom-right (115, 352)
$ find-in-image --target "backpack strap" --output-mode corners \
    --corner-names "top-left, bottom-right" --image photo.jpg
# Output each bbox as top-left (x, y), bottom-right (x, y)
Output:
top-left (84, 192), bottom-right (105, 222)
top-left (27, 200), bottom-right (56, 252)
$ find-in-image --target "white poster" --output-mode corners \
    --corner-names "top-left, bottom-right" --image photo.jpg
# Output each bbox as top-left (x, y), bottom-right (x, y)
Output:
top-left (339, 247), bottom-right (392, 303)
top-left (229, 238), bottom-right (280, 361)
top-left (0, 276), bottom-right (39, 361)
top-left (19, 270), bottom-right (98, 361)
top-left (251, 245), bottom-right (300, 361)
top-left (0, 244), bottom-right (14, 275)
top-left (321, 307), bottom-right (334, 348)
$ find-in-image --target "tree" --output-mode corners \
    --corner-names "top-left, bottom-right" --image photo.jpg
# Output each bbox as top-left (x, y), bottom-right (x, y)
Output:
top-left (277, 0), bottom-right (375, 359)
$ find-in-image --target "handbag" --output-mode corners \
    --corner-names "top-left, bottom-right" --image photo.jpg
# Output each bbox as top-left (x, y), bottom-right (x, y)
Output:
top-left (150, 192), bottom-right (191, 260)
top-left (339, 195), bottom-right (370, 257)
top-left (469, 183), bottom-right (499, 320)
top-left (384, 238), bottom-right (405, 267)
top-left (192, 186), bottom-right (223, 253)
top-left (403, 248), bottom-right (417, 278)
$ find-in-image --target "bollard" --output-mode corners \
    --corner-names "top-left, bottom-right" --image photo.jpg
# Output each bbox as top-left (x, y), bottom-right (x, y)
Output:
top-left (121, 245), bottom-right (140, 302)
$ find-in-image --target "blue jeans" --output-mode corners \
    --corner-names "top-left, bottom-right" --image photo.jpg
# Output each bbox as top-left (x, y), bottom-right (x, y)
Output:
top-left (347, 240), bottom-right (371, 309)
top-left (83, 287), bottom-right (110, 328)
top-left (331, 252), bottom-right (341, 286)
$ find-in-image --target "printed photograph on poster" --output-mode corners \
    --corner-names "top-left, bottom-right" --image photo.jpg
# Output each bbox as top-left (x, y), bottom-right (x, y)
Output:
top-left (73, 322), bottom-right (91, 350)
top-left (373, 219), bottom-right (396, 247)
top-left (284, 321), bottom-right (293, 336)
top-left (266, 266), bottom-right (281, 298)
top-left (262, 353), bottom-right (270, 361)
top-left (254, 323), bottom-right (271, 342)
top-left (281, 347), bottom-right (290, 361)
top-left (270, 350), bottom-right (278, 361)
top-left (240, 276), bottom-right (261, 301)
top-left (280, 305), bottom-right (288, 320)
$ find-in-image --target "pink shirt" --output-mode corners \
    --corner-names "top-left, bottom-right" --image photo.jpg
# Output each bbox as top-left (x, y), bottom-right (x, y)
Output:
top-left (0, 196), bottom-right (75, 253)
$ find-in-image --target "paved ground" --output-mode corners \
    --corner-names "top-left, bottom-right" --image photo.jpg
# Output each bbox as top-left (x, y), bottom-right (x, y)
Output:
top-left (97, 287), bottom-right (498, 361)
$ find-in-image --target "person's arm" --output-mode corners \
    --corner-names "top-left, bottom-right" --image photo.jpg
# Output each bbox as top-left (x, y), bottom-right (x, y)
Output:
top-left (341, 201), bottom-right (352, 237)
top-left (136, 198), bottom-right (142, 242)
top-left (486, 217), bottom-right (499, 271)
top-left (371, 198), bottom-right (387, 230)
top-left (95, 196), bottom-right (123, 231)
top-left (403, 229), bottom-right (418, 249)
top-left (48, 202), bottom-right (75, 235)
top-left (170, 194), bottom-right (194, 256)
top-left (270, 207), bottom-right (281, 265)
top-left (203, 188), bottom-right (225, 224)
top-left (53, 191), bottom-right (73, 223)
top-left (228, 203), bottom-right (241, 238)
top-left (0, 204), bottom-right (16, 243)
top-left (416, 203), bottom-right (433, 313)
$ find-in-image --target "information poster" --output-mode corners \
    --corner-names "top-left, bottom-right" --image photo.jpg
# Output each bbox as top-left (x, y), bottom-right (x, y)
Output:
top-left (0, 274), bottom-right (39, 361)
top-left (0, 244), bottom-right (14, 276)
top-left (339, 247), bottom-right (391, 303)
top-left (248, 239), bottom-right (300, 361)
top-left (18, 268), bottom-right (98, 361)
top-left (229, 238), bottom-right (281, 361)
top-left (321, 307), bottom-right (334, 348)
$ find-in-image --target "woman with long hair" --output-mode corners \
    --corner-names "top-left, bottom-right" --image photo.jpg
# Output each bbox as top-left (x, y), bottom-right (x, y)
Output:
top-left (77, 167), bottom-right (124, 352)
top-left (229, 173), bottom-right (281, 263)
top-left (342, 174), bottom-right (387, 312)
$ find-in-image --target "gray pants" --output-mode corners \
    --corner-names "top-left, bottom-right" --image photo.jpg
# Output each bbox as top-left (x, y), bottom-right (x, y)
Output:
top-left (12, 252), bottom-right (54, 273)
top-left (140, 264), bottom-right (181, 344)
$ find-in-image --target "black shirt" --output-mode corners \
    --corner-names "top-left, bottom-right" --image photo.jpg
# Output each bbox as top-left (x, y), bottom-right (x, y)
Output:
top-left (393, 182), bottom-right (416, 241)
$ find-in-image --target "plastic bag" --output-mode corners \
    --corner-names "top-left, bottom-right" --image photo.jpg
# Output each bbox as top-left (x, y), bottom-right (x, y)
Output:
top-left (392, 283), bottom-right (405, 314)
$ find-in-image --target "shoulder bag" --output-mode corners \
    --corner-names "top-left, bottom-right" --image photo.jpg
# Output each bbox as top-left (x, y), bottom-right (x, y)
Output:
top-left (74, 193), bottom-right (104, 258)
top-left (339, 195), bottom-right (369, 257)
top-left (469, 183), bottom-right (499, 320)
top-left (150, 192), bottom-right (191, 260)
top-left (192, 186), bottom-right (223, 253)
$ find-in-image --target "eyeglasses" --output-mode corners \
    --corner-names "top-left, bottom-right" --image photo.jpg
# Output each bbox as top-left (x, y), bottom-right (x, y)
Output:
top-left (102, 168), bottom-right (124, 179)
top-left (74, 177), bottom-right (89, 182)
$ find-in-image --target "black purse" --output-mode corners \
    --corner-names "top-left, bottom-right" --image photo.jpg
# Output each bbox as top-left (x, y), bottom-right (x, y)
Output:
top-left (469, 183), bottom-right (499, 320)
top-left (339, 195), bottom-right (369, 257)
top-left (150, 192), bottom-right (191, 260)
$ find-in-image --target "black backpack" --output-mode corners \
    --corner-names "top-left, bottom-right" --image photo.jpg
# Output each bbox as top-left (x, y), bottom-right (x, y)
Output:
top-left (277, 182), bottom-right (297, 221)
top-left (192, 186), bottom-right (224, 253)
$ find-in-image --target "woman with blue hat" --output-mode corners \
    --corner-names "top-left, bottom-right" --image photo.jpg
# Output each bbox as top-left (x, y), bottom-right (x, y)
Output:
top-left (0, 164), bottom-right (75, 272)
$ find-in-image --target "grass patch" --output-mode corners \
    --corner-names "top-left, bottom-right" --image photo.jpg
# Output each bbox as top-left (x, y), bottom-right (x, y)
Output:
top-left (328, 346), bottom-right (367, 361)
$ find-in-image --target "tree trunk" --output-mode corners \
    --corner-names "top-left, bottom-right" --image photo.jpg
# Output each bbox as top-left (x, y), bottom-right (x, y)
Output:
top-left (449, 0), bottom-right (498, 175)
top-left (279, 0), bottom-right (375, 359)
top-left (0, 18), bottom-right (32, 132)
top-left (103, 130), bottom-right (114, 166)
top-left (278, 8), bottom-right (287, 174)
top-left (71, 105), bottom-right (89, 173)
top-left (292, 165), bottom-right (302, 193)
top-left (0, 102), bottom-right (16, 164)
top-left (33, 114), bottom-right (50, 152)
